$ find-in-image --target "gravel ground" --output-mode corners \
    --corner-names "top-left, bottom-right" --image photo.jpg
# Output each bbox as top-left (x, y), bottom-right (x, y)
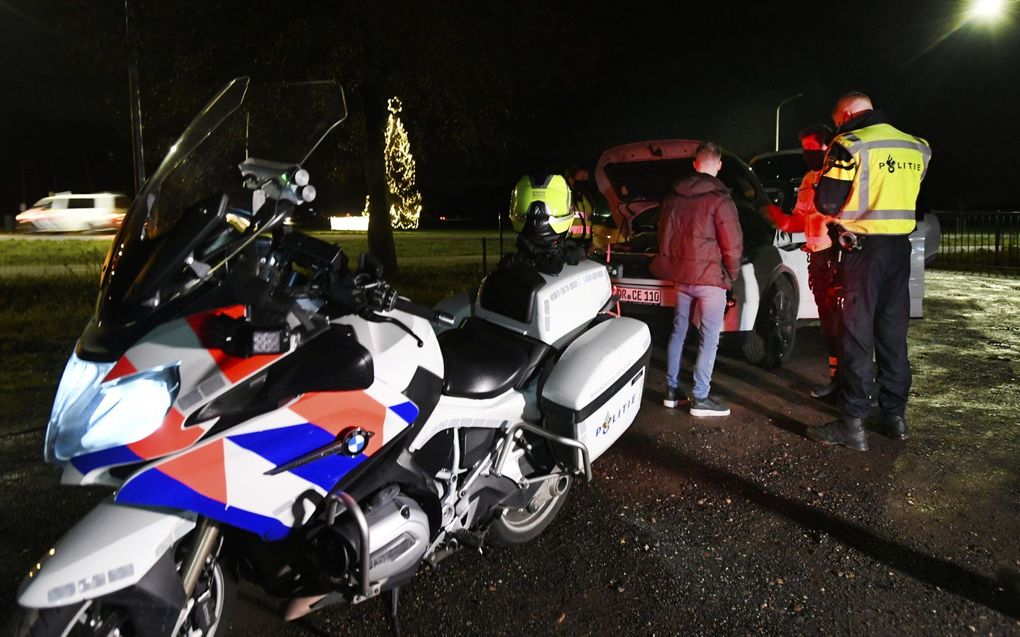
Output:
top-left (1, 270), bottom-right (1018, 635)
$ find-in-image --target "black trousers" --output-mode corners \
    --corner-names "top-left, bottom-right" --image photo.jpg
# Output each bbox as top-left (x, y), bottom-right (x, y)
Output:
top-left (838, 235), bottom-right (912, 419)
top-left (807, 246), bottom-right (842, 374)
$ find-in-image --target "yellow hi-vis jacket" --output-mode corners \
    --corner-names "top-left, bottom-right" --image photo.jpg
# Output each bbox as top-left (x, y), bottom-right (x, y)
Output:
top-left (821, 123), bottom-right (931, 235)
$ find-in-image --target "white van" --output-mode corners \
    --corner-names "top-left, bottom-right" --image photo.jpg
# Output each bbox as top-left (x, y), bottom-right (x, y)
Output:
top-left (15, 192), bottom-right (130, 233)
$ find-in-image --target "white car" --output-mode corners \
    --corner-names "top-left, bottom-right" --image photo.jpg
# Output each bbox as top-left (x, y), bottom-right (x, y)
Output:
top-left (589, 139), bottom-right (926, 368)
top-left (15, 192), bottom-right (129, 233)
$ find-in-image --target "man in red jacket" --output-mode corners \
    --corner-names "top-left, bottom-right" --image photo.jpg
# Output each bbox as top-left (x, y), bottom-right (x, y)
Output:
top-left (651, 141), bottom-right (744, 416)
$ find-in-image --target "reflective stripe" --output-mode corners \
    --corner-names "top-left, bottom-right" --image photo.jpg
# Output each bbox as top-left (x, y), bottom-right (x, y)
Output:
top-left (839, 218), bottom-right (916, 234)
top-left (827, 160), bottom-right (856, 176)
top-left (858, 146), bottom-right (869, 216)
top-left (844, 208), bottom-right (918, 220)
top-left (856, 139), bottom-right (929, 152)
top-left (919, 143), bottom-right (933, 180)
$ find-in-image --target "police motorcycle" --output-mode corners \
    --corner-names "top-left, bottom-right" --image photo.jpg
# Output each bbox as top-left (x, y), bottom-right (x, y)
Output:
top-left (11, 77), bottom-right (651, 636)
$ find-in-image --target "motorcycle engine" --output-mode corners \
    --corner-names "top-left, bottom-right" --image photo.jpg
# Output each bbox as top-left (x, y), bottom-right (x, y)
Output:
top-left (362, 486), bottom-right (430, 584)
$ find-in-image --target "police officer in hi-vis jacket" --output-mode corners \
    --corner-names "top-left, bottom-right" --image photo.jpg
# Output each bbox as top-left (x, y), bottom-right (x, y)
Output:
top-left (808, 91), bottom-right (931, 451)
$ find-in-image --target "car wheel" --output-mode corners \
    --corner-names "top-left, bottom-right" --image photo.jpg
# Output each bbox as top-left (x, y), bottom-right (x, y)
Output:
top-left (742, 276), bottom-right (797, 368)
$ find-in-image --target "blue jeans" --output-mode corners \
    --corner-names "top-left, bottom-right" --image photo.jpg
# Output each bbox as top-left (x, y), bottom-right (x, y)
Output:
top-left (666, 284), bottom-right (727, 400)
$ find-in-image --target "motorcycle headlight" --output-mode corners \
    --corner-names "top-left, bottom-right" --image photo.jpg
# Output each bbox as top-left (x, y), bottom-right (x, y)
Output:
top-left (44, 354), bottom-right (181, 464)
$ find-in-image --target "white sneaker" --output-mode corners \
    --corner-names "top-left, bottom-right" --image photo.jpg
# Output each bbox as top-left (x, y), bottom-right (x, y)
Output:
top-left (690, 395), bottom-right (730, 417)
top-left (663, 386), bottom-right (681, 408)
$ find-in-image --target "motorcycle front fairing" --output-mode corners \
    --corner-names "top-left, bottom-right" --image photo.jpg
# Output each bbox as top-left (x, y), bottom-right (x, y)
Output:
top-left (20, 314), bottom-right (432, 611)
top-left (47, 292), bottom-right (430, 542)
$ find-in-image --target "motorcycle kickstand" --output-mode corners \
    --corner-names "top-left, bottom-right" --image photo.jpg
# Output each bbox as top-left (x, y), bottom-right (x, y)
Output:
top-left (381, 587), bottom-right (401, 637)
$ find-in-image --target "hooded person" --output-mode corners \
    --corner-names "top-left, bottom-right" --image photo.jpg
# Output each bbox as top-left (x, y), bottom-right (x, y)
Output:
top-left (764, 124), bottom-right (842, 398)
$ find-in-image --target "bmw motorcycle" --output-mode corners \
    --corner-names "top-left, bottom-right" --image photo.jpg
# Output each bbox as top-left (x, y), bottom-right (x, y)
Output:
top-left (11, 77), bottom-right (651, 636)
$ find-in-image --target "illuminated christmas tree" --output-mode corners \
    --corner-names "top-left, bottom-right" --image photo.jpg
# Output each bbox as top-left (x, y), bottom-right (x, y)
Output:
top-left (383, 97), bottom-right (422, 230)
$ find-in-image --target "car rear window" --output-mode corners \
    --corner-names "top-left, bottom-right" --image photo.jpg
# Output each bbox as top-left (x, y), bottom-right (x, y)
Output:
top-left (750, 154), bottom-right (805, 183)
top-left (604, 158), bottom-right (760, 205)
top-left (605, 159), bottom-right (696, 203)
top-left (67, 198), bottom-right (95, 209)
top-left (114, 196), bottom-right (131, 209)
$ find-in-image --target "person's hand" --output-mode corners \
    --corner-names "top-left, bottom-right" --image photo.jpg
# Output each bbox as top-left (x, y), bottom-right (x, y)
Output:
top-left (762, 203), bottom-right (786, 228)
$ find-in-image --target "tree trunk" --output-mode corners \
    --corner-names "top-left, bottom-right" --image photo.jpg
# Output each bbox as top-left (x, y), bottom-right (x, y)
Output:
top-left (361, 72), bottom-right (397, 277)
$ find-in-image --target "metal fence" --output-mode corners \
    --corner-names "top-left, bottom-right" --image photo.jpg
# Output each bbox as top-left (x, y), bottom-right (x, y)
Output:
top-left (931, 210), bottom-right (1020, 275)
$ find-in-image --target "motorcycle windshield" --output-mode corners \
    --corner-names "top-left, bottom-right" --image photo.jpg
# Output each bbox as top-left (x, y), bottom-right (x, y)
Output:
top-left (96, 77), bottom-right (346, 326)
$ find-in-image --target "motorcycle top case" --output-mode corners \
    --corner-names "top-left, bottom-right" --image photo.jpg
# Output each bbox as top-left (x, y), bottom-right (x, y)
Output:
top-left (540, 317), bottom-right (651, 465)
top-left (475, 259), bottom-right (611, 347)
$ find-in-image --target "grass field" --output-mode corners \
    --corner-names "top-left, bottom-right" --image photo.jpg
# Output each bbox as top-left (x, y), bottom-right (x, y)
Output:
top-left (0, 239), bottom-right (110, 268)
top-left (0, 231), bottom-right (515, 288)
top-left (0, 230), bottom-right (510, 267)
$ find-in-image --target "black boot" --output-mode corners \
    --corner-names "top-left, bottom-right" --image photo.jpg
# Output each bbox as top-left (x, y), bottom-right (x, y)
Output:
top-left (807, 416), bottom-right (868, 451)
top-left (875, 414), bottom-right (909, 440)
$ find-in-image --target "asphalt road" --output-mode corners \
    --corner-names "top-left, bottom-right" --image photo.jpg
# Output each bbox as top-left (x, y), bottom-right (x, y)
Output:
top-left (3, 322), bottom-right (1019, 635)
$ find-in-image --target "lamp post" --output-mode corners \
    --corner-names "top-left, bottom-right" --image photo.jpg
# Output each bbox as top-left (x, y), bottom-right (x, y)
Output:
top-left (775, 93), bottom-right (803, 151)
top-left (967, 0), bottom-right (1005, 21)
top-left (124, 0), bottom-right (145, 194)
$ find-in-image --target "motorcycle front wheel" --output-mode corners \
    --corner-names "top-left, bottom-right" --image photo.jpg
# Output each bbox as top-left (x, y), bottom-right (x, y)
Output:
top-left (487, 474), bottom-right (572, 546)
top-left (8, 549), bottom-right (236, 637)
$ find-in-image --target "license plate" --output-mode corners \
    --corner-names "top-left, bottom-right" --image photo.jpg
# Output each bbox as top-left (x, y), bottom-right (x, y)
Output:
top-left (616, 286), bottom-right (662, 305)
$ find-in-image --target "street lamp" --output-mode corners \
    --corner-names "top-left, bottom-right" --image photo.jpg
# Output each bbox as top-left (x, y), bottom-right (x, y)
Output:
top-left (968, 0), bottom-right (1006, 21)
top-left (775, 93), bottom-right (803, 151)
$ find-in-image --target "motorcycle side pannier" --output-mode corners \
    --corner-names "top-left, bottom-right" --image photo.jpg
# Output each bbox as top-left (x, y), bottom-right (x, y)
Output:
top-left (540, 317), bottom-right (651, 467)
top-left (475, 260), bottom-right (612, 347)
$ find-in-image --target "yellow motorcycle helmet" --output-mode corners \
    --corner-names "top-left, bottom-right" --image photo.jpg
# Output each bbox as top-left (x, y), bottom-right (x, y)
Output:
top-left (509, 174), bottom-right (573, 242)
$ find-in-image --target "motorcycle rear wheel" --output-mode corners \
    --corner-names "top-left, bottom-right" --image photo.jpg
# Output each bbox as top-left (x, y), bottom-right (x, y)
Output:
top-left (8, 552), bottom-right (236, 637)
top-left (487, 474), bottom-right (572, 546)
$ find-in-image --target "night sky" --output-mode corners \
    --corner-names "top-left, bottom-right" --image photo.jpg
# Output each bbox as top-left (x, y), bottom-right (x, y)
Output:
top-left (2, 0), bottom-right (1018, 218)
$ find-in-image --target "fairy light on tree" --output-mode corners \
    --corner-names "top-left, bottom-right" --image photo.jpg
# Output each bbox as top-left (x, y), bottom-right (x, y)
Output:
top-left (383, 97), bottom-right (422, 230)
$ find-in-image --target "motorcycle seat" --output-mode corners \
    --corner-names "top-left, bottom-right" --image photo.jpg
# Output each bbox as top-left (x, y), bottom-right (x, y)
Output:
top-left (437, 318), bottom-right (554, 399)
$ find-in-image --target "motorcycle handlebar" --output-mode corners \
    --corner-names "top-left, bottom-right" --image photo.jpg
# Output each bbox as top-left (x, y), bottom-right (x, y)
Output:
top-left (352, 271), bottom-right (455, 327)
top-left (393, 296), bottom-right (456, 327)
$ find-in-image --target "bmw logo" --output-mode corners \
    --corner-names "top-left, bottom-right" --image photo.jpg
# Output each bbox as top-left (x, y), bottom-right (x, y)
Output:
top-left (341, 428), bottom-right (372, 456)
